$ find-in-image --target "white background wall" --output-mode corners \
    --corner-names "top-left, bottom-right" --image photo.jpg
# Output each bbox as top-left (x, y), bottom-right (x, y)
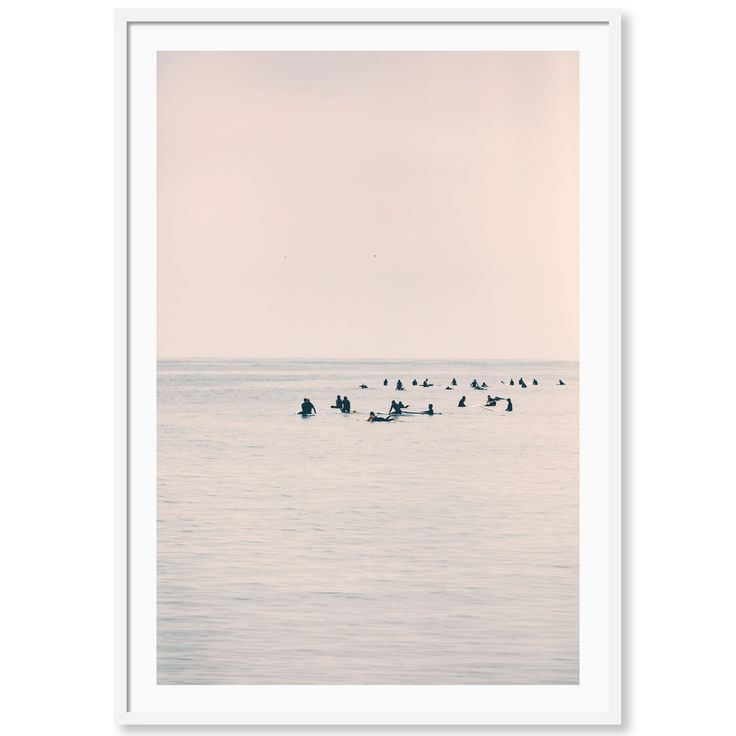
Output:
top-left (1, 1), bottom-right (734, 734)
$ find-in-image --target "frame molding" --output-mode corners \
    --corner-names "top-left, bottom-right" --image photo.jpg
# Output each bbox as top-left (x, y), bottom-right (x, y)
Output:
top-left (115, 8), bottom-right (621, 725)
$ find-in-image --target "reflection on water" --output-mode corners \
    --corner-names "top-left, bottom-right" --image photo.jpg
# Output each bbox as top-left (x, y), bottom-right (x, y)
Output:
top-left (158, 359), bottom-right (578, 684)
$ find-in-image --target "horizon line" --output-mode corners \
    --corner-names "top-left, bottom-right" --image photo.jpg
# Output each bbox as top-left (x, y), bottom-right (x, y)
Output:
top-left (157, 355), bottom-right (580, 362)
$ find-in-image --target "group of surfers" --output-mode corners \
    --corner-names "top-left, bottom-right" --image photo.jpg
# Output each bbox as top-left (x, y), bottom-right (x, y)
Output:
top-left (383, 378), bottom-right (435, 391)
top-left (330, 395), bottom-right (352, 412)
top-left (366, 400), bottom-right (437, 422)
top-left (356, 377), bottom-right (566, 391)
top-left (328, 396), bottom-right (437, 420)
top-left (298, 376), bottom-right (566, 416)
top-left (298, 394), bottom-right (512, 418)
top-left (457, 394), bottom-right (513, 411)
top-left (475, 377), bottom-right (536, 389)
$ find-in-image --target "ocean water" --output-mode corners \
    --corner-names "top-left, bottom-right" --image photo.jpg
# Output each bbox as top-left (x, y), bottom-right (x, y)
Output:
top-left (157, 359), bottom-right (578, 685)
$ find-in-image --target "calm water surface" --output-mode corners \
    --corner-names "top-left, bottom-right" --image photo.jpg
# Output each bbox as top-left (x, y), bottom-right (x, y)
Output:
top-left (158, 359), bottom-right (578, 684)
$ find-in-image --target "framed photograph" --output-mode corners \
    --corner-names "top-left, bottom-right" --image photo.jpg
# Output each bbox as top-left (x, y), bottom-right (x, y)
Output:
top-left (116, 8), bottom-right (621, 725)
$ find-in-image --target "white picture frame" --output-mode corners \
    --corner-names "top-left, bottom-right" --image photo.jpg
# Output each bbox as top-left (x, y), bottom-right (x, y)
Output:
top-left (116, 7), bottom-right (621, 725)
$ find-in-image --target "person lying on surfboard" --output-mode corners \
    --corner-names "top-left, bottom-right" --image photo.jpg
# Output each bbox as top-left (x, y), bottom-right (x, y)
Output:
top-left (367, 411), bottom-right (395, 422)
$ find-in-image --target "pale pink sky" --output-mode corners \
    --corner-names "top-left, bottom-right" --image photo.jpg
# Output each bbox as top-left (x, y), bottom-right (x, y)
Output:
top-left (158, 51), bottom-right (578, 359)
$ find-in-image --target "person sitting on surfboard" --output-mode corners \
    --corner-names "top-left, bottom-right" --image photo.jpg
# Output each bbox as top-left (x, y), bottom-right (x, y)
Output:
top-left (423, 404), bottom-right (435, 415)
top-left (510, 379), bottom-right (515, 386)
top-left (532, 378), bottom-right (538, 385)
top-left (388, 400), bottom-right (403, 415)
top-left (359, 384), bottom-right (368, 389)
top-left (485, 395), bottom-right (496, 406)
top-left (458, 396), bottom-right (466, 407)
top-left (451, 378), bottom-right (457, 386)
top-left (422, 378), bottom-right (433, 387)
top-left (300, 398), bottom-right (316, 415)
top-left (341, 396), bottom-right (351, 413)
top-left (411, 378), bottom-right (418, 386)
top-left (367, 411), bottom-right (395, 422)
top-left (396, 379), bottom-right (404, 391)
top-left (331, 395), bottom-right (343, 410)
top-left (505, 398), bottom-right (513, 412)
top-left (470, 378), bottom-right (478, 388)
top-left (383, 378), bottom-right (388, 386)
top-left (558, 379), bottom-right (566, 385)
top-left (480, 381), bottom-right (488, 389)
